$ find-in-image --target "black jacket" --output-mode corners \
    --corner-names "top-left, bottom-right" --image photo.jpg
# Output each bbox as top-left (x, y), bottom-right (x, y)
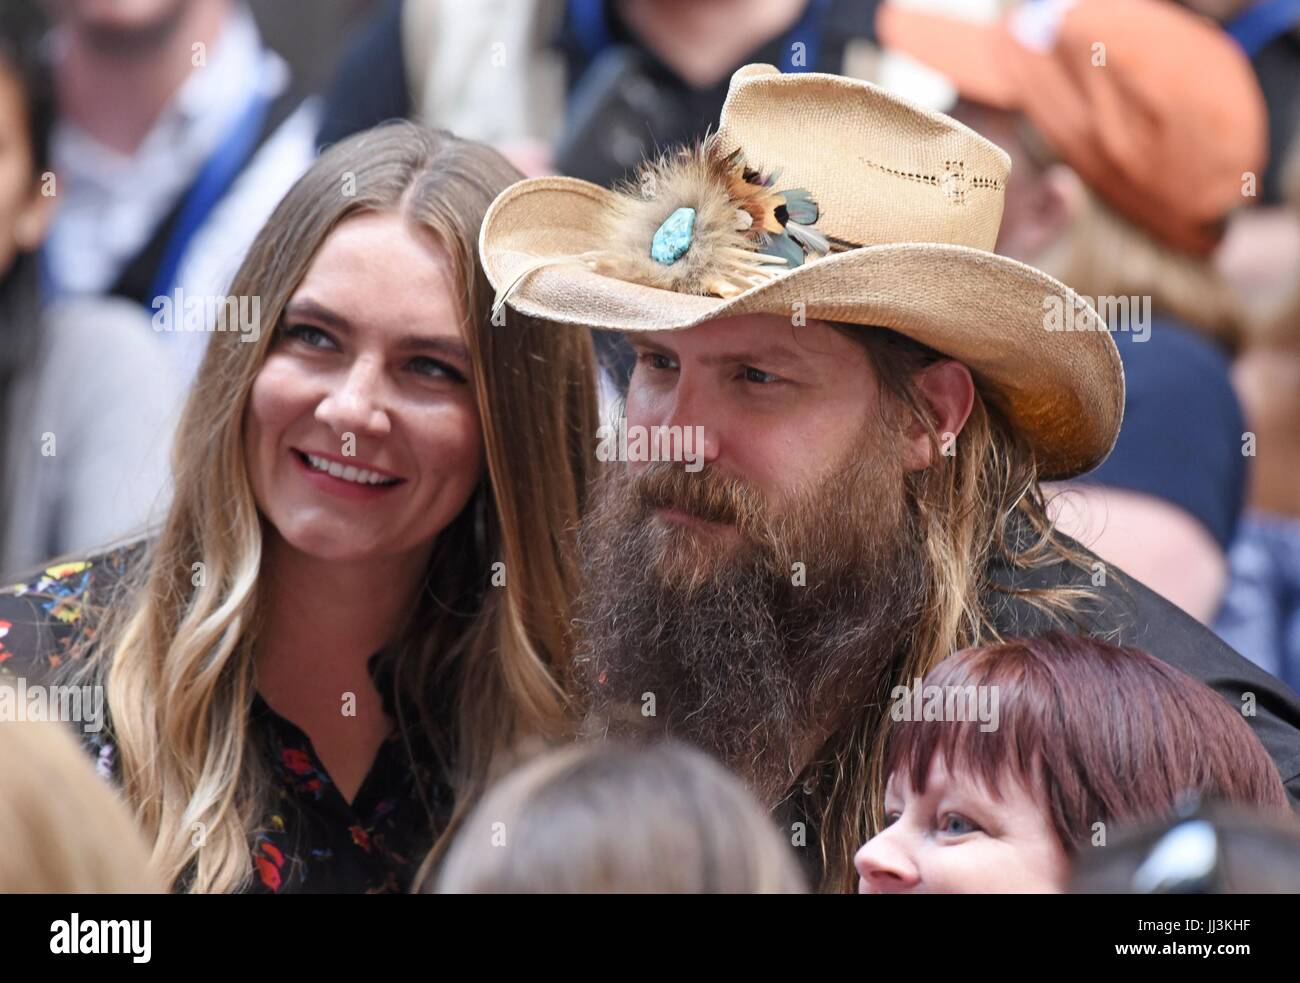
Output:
top-left (986, 535), bottom-right (1300, 806)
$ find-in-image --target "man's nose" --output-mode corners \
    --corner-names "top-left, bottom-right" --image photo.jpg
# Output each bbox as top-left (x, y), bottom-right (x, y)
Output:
top-left (659, 373), bottom-right (721, 465)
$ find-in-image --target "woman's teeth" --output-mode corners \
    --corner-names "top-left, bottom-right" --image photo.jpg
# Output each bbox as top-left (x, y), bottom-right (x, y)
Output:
top-left (303, 453), bottom-right (398, 486)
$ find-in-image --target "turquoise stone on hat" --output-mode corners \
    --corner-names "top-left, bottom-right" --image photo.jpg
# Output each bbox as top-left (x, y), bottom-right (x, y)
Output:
top-left (650, 206), bottom-right (696, 265)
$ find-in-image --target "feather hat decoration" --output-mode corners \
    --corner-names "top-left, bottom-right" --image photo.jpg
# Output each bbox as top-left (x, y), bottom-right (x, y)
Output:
top-left (589, 134), bottom-right (832, 298)
top-left (488, 134), bottom-right (832, 318)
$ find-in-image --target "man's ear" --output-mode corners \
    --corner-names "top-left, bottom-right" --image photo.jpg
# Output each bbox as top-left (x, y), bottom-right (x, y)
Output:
top-left (903, 359), bottom-right (975, 472)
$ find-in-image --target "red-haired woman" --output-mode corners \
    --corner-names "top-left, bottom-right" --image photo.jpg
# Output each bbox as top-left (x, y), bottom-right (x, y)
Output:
top-left (855, 631), bottom-right (1292, 893)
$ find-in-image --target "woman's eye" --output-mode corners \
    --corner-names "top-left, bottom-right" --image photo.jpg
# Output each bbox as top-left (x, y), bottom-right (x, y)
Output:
top-left (882, 811), bottom-right (902, 828)
top-left (407, 356), bottom-right (466, 382)
top-left (743, 366), bottom-right (779, 384)
top-left (939, 813), bottom-right (982, 837)
top-left (283, 324), bottom-right (336, 349)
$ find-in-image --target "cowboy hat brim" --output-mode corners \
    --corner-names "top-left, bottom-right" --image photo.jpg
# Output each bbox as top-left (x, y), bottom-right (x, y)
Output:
top-left (480, 176), bottom-right (1124, 480)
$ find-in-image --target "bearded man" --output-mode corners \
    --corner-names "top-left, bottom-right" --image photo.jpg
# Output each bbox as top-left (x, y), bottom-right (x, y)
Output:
top-left (479, 64), bottom-right (1300, 892)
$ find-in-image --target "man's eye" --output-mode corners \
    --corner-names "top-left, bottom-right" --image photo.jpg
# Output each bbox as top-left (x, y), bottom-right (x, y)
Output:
top-left (637, 351), bottom-right (676, 371)
top-left (283, 324), bottom-right (335, 349)
top-left (743, 367), bottom-right (779, 384)
top-left (939, 813), bottom-right (981, 836)
top-left (407, 356), bottom-right (466, 382)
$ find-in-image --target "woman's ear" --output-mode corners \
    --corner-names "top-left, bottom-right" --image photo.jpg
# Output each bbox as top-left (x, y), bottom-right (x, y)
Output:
top-left (14, 175), bottom-right (53, 252)
top-left (903, 359), bottom-right (975, 472)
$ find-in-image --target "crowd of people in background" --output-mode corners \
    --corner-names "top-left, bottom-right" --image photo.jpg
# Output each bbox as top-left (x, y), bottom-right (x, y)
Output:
top-left (2, 0), bottom-right (1300, 895)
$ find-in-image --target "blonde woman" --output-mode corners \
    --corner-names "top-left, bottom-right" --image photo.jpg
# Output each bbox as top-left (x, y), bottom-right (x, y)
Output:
top-left (433, 741), bottom-right (808, 894)
top-left (0, 122), bottom-right (598, 893)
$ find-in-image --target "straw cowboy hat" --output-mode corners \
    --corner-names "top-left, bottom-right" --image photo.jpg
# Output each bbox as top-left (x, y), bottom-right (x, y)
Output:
top-left (478, 63), bottom-right (1123, 479)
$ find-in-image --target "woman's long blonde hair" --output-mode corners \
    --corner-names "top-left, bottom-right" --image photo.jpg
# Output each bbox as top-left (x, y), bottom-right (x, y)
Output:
top-left (66, 123), bottom-right (598, 893)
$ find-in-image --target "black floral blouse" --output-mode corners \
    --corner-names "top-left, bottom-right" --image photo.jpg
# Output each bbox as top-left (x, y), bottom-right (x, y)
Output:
top-left (0, 546), bottom-right (453, 894)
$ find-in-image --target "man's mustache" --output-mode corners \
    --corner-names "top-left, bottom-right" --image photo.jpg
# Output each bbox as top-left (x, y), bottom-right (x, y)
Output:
top-left (632, 461), bottom-right (768, 532)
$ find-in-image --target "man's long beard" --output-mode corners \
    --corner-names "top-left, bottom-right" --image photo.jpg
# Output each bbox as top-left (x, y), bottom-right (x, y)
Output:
top-left (574, 430), bottom-right (929, 805)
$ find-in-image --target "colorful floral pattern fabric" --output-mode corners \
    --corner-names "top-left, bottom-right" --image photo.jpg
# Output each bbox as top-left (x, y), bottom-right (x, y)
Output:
top-left (0, 545), bottom-right (452, 894)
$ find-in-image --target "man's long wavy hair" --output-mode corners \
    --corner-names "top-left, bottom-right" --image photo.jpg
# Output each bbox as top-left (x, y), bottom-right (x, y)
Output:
top-left (61, 123), bottom-right (598, 892)
top-left (805, 324), bottom-right (1098, 893)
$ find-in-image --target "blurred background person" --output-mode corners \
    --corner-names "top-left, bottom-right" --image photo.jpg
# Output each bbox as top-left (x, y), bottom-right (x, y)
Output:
top-left (1182, 3), bottom-right (1300, 694)
top-left (1215, 145), bottom-right (1300, 692)
top-left (1, 0), bottom-right (180, 578)
top-left (1181, 0), bottom-right (1300, 326)
top-left (318, 0), bottom-right (563, 177)
top-left (42, 0), bottom-right (319, 382)
top-left (432, 741), bottom-right (808, 893)
top-left (855, 634), bottom-right (1290, 894)
top-left (0, 716), bottom-right (164, 892)
top-left (877, 0), bottom-right (1263, 625)
top-left (1070, 802), bottom-right (1300, 893)
top-left (318, 0), bottom-right (886, 183)
top-left (1182, 0), bottom-right (1300, 695)
top-left (1180, 0), bottom-right (1300, 205)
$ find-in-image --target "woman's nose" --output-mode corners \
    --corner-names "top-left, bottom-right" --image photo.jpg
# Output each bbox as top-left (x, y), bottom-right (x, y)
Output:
top-left (855, 827), bottom-right (922, 893)
top-left (315, 357), bottom-right (392, 438)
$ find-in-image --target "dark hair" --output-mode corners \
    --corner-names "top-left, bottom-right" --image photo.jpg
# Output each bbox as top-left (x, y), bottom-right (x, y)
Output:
top-left (0, 0), bottom-right (53, 175)
top-left (884, 632), bottom-right (1289, 855)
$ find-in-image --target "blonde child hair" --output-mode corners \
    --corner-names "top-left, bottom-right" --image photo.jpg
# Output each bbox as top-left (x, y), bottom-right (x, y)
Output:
top-left (0, 715), bottom-right (163, 892)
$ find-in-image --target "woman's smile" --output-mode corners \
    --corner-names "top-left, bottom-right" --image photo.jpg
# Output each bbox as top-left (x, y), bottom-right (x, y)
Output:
top-left (289, 447), bottom-right (406, 501)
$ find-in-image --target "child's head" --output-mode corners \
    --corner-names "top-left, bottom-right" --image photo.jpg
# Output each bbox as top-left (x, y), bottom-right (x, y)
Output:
top-left (855, 632), bottom-right (1289, 894)
top-left (0, 717), bottom-right (163, 892)
top-left (433, 741), bottom-right (808, 894)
